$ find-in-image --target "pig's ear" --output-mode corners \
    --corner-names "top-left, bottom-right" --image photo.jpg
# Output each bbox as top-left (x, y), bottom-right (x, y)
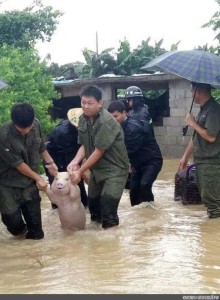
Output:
top-left (54, 171), bottom-right (59, 177)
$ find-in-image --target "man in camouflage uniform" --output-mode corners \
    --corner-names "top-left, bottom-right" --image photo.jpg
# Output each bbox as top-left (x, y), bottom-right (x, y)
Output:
top-left (180, 82), bottom-right (220, 218)
top-left (67, 85), bottom-right (129, 229)
top-left (0, 103), bottom-right (58, 239)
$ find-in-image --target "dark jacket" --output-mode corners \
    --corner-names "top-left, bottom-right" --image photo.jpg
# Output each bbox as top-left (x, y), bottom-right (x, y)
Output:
top-left (46, 119), bottom-right (79, 171)
top-left (122, 116), bottom-right (162, 169)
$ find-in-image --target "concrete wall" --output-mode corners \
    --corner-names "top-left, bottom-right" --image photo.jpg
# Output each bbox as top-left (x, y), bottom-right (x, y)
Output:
top-left (154, 80), bottom-right (199, 158)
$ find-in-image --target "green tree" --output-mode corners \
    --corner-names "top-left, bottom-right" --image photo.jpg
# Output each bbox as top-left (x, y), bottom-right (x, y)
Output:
top-left (80, 47), bottom-right (116, 78)
top-left (45, 36), bottom-right (180, 79)
top-left (202, 0), bottom-right (220, 42)
top-left (0, 0), bottom-right (63, 48)
top-left (0, 44), bottom-right (59, 133)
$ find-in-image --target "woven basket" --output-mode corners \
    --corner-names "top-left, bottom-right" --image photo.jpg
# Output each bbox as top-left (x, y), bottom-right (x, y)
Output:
top-left (174, 163), bottom-right (202, 205)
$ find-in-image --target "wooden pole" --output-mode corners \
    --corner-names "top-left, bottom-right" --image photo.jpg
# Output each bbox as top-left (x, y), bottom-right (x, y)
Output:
top-left (96, 31), bottom-right (99, 54)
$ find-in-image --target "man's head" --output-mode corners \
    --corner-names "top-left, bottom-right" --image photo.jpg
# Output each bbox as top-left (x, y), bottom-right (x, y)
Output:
top-left (191, 82), bottom-right (212, 105)
top-left (125, 86), bottom-right (144, 110)
top-left (11, 103), bottom-right (35, 135)
top-left (80, 85), bottom-right (103, 117)
top-left (107, 100), bottom-right (127, 124)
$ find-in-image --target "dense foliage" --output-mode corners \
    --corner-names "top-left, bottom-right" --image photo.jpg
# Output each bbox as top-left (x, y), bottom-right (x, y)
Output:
top-left (0, 0), bottom-right (62, 133)
top-left (0, 0), bottom-right (63, 48)
top-left (0, 45), bottom-right (59, 133)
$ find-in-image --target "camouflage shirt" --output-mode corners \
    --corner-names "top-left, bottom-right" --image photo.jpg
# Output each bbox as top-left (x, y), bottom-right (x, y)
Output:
top-left (193, 98), bottom-right (220, 163)
top-left (78, 108), bottom-right (129, 181)
top-left (0, 119), bottom-right (46, 187)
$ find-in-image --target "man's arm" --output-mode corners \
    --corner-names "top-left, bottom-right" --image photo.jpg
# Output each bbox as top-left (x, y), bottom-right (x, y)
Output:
top-left (179, 139), bottom-right (193, 170)
top-left (67, 145), bottom-right (86, 173)
top-left (40, 150), bottom-right (58, 176)
top-left (78, 148), bottom-right (105, 174)
top-left (70, 148), bottom-right (105, 184)
top-left (16, 162), bottom-right (47, 191)
top-left (186, 113), bottom-right (216, 143)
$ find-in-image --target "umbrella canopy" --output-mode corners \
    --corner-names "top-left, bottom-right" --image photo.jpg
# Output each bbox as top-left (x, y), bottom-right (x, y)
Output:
top-left (141, 50), bottom-right (220, 88)
top-left (0, 79), bottom-right (8, 89)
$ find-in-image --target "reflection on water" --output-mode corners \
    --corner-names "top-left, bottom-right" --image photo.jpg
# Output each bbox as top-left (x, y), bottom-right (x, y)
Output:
top-left (0, 159), bottom-right (220, 294)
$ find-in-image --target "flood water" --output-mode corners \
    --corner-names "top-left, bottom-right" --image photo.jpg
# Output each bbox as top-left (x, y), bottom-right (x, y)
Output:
top-left (0, 159), bottom-right (220, 294)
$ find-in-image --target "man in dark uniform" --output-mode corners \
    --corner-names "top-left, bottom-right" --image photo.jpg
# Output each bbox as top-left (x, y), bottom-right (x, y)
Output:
top-left (0, 103), bottom-right (58, 239)
top-left (108, 100), bottom-right (163, 207)
top-left (67, 85), bottom-right (129, 229)
top-left (180, 82), bottom-right (220, 218)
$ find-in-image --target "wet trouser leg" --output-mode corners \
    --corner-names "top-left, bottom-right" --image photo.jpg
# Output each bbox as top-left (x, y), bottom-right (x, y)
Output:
top-left (78, 180), bottom-right (88, 208)
top-left (0, 185), bottom-right (26, 236)
top-left (141, 163), bottom-right (162, 203)
top-left (88, 173), bottom-right (127, 228)
top-left (1, 210), bottom-right (26, 236)
top-left (130, 170), bottom-right (142, 206)
top-left (21, 198), bottom-right (44, 239)
top-left (130, 162), bottom-right (162, 206)
top-left (196, 163), bottom-right (220, 218)
top-left (88, 176), bottom-right (102, 223)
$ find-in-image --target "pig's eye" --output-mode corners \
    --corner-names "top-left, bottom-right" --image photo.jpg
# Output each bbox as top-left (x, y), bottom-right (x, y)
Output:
top-left (65, 178), bottom-right (68, 181)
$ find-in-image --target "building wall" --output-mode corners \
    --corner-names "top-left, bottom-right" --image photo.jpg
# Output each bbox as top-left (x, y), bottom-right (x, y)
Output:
top-left (154, 80), bottom-right (199, 158)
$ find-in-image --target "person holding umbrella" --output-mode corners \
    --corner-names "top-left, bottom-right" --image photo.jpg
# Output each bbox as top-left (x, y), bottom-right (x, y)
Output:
top-left (179, 82), bottom-right (220, 218)
top-left (142, 49), bottom-right (220, 218)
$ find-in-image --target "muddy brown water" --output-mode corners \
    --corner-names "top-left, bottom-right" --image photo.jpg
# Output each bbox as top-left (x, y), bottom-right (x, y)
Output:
top-left (0, 159), bottom-right (219, 294)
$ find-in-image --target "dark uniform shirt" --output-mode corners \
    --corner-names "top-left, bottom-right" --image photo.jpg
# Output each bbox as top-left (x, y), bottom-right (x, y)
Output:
top-left (0, 119), bottom-right (46, 188)
top-left (122, 116), bottom-right (162, 169)
top-left (193, 98), bottom-right (220, 164)
top-left (78, 108), bottom-right (129, 181)
top-left (46, 119), bottom-right (79, 170)
top-left (131, 105), bottom-right (155, 137)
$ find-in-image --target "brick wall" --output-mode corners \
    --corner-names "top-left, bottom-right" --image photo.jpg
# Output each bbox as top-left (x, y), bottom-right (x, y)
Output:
top-left (154, 80), bottom-right (199, 158)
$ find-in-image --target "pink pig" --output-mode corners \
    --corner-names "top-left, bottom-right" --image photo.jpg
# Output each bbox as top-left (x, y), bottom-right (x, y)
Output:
top-left (45, 172), bottom-right (86, 230)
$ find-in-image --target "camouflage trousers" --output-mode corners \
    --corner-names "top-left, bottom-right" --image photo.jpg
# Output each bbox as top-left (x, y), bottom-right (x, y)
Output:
top-left (196, 163), bottom-right (220, 218)
top-left (88, 172), bottom-right (128, 228)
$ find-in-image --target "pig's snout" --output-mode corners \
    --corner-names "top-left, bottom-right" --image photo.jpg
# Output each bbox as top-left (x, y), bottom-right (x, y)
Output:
top-left (55, 181), bottom-right (66, 189)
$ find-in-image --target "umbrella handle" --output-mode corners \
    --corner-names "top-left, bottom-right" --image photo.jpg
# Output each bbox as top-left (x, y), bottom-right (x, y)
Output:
top-left (182, 84), bottom-right (197, 136)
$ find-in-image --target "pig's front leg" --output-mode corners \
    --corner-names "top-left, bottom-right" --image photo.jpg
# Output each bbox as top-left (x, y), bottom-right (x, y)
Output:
top-left (69, 182), bottom-right (81, 202)
top-left (45, 186), bottom-right (59, 205)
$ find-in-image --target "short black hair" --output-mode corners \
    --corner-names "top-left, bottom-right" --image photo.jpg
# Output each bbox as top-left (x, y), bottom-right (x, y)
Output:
top-left (108, 100), bottom-right (126, 114)
top-left (191, 82), bottom-right (211, 93)
top-left (80, 85), bottom-right (102, 101)
top-left (120, 99), bottom-right (130, 113)
top-left (11, 103), bottom-right (35, 128)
